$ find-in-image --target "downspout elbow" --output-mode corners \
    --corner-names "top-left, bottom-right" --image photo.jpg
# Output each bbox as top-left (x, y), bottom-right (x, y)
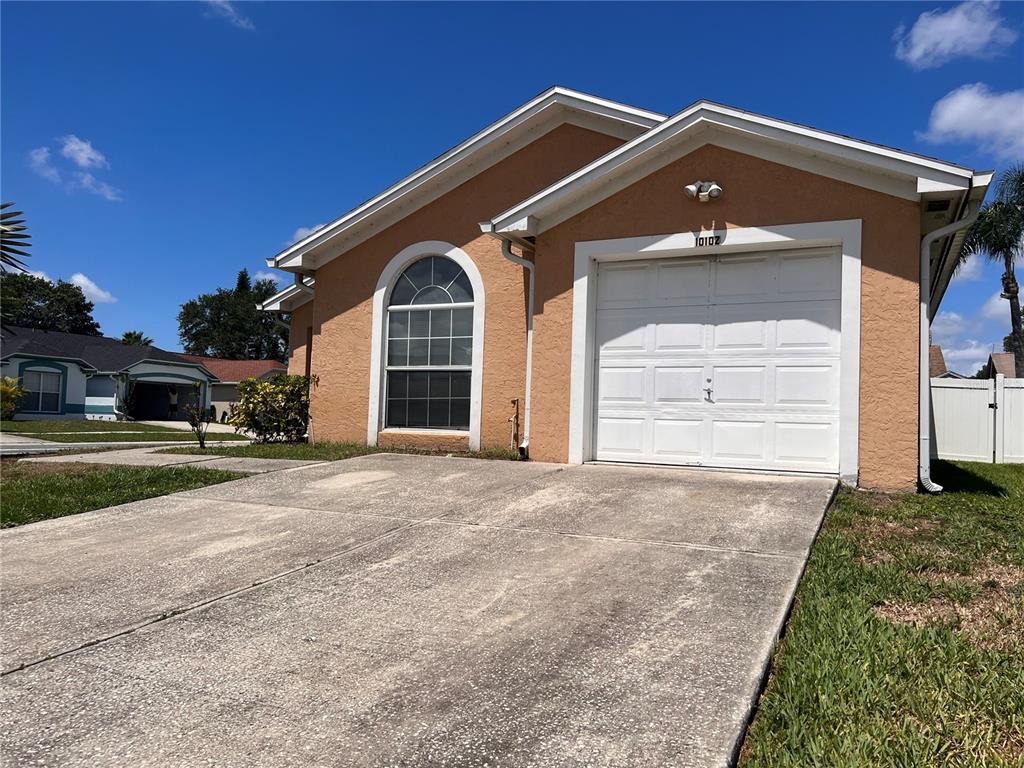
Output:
top-left (500, 238), bottom-right (535, 458)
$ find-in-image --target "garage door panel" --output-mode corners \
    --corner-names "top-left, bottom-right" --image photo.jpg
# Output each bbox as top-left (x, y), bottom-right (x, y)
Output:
top-left (653, 366), bottom-right (704, 404)
top-left (655, 260), bottom-right (711, 301)
top-left (711, 420), bottom-right (767, 461)
top-left (594, 249), bottom-right (841, 474)
top-left (775, 365), bottom-right (837, 406)
top-left (652, 419), bottom-right (703, 458)
top-left (598, 366), bottom-right (647, 404)
top-left (775, 421), bottom-right (837, 467)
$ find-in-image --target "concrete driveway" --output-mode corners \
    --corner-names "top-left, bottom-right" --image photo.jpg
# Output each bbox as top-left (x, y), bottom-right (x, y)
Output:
top-left (0, 454), bottom-right (834, 767)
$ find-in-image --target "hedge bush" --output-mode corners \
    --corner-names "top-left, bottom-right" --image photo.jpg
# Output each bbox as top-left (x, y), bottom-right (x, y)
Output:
top-left (229, 374), bottom-right (309, 443)
top-left (1, 376), bottom-right (25, 420)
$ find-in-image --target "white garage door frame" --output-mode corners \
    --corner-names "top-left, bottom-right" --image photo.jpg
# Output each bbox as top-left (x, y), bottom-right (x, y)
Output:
top-left (569, 219), bottom-right (862, 484)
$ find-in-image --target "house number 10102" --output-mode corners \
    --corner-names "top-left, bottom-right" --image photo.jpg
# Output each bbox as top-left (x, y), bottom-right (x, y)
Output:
top-left (695, 234), bottom-right (722, 246)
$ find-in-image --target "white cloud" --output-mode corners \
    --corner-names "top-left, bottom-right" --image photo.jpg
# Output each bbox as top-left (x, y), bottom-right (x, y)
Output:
top-left (76, 172), bottom-right (123, 202)
top-left (894, 1), bottom-right (1018, 69)
top-left (27, 270), bottom-right (53, 283)
top-left (943, 339), bottom-right (993, 374)
top-left (204, 0), bottom-right (255, 30)
top-left (59, 135), bottom-right (108, 169)
top-left (28, 147), bottom-right (61, 184)
top-left (289, 223), bottom-right (326, 245)
top-left (254, 270), bottom-right (284, 284)
top-left (952, 253), bottom-right (984, 282)
top-left (70, 273), bottom-right (117, 303)
top-left (981, 290), bottom-right (1008, 320)
top-left (918, 83), bottom-right (1024, 159)
top-left (932, 310), bottom-right (969, 346)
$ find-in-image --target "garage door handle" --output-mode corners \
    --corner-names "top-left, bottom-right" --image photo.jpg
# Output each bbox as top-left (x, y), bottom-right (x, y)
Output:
top-left (703, 386), bottom-right (714, 399)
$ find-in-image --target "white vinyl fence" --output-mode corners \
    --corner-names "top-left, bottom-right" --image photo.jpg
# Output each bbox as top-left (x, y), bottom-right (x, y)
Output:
top-left (931, 374), bottom-right (1024, 464)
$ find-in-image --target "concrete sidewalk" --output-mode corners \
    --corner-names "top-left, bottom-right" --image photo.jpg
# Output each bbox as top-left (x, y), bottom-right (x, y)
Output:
top-left (21, 446), bottom-right (320, 474)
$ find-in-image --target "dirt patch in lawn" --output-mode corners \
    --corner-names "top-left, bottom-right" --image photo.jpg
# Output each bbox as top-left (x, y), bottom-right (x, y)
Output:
top-left (1, 459), bottom-right (108, 481)
top-left (874, 562), bottom-right (1024, 652)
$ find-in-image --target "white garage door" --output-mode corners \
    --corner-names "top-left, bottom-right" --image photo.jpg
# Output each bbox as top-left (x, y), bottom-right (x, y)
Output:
top-left (594, 248), bottom-right (841, 473)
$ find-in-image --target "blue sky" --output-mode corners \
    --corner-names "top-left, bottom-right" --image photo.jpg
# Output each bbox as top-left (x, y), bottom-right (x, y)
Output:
top-left (2, 1), bottom-right (1022, 372)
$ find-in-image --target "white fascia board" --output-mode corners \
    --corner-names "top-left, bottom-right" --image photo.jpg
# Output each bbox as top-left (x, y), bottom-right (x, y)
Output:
top-left (491, 101), bottom-right (977, 235)
top-left (269, 87), bottom-right (666, 270)
top-left (260, 278), bottom-right (315, 312)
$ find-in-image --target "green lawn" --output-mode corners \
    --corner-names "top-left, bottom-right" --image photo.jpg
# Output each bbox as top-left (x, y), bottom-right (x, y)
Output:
top-left (2, 419), bottom-right (184, 434)
top-left (1, 419), bottom-right (250, 442)
top-left (741, 460), bottom-right (1024, 767)
top-left (159, 440), bottom-right (521, 461)
top-left (0, 460), bottom-right (246, 528)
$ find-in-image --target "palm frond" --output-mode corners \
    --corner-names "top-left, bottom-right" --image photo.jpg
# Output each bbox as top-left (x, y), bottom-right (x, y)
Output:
top-left (0, 202), bottom-right (31, 273)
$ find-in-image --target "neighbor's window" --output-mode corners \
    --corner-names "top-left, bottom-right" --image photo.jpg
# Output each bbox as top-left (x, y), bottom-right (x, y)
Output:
top-left (385, 255), bottom-right (473, 430)
top-left (21, 370), bottom-right (61, 413)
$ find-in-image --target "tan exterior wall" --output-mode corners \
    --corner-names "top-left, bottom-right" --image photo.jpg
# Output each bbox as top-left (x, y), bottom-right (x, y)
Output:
top-left (530, 144), bottom-right (921, 492)
top-left (301, 123), bottom-right (624, 449)
top-left (287, 301), bottom-right (315, 377)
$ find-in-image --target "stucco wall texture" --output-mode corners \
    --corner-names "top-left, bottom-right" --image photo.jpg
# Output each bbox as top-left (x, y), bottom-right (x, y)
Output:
top-left (287, 301), bottom-right (315, 377)
top-left (297, 123), bottom-right (624, 450)
top-left (529, 144), bottom-right (921, 491)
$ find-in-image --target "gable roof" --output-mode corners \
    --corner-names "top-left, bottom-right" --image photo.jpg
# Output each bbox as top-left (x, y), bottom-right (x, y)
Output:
top-left (929, 345), bottom-right (948, 378)
top-left (178, 354), bottom-right (285, 383)
top-left (0, 326), bottom-right (215, 378)
top-left (268, 87), bottom-right (665, 273)
top-left (260, 277), bottom-right (314, 313)
top-left (989, 352), bottom-right (1016, 377)
top-left (484, 99), bottom-right (991, 237)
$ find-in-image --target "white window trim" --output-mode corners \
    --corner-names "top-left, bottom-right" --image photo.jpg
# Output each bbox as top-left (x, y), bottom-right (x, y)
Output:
top-left (368, 241), bottom-right (485, 449)
top-left (569, 219), bottom-right (862, 484)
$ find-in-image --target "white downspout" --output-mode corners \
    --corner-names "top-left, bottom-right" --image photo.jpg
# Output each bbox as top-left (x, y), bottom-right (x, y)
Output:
top-left (500, 238), bottom-right (535, 458)
top-left (919, 197), bottom-right (980, 492)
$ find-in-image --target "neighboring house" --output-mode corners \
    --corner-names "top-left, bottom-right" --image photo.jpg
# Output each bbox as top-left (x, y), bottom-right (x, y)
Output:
top-left (981, 352), bottom-right (1016, 379)
top-left (0, 326), bottom-right (216, 421)
top-left (177, 355), bottom-right (286, 421)
top-left (929, 345), bottom-right (965, 379)
top-left (260, 87), bottom-right (991, 492)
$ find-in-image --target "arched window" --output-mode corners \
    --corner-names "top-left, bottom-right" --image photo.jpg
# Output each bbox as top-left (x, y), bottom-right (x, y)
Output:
top-left (385, 255), bottom-right (474, 429)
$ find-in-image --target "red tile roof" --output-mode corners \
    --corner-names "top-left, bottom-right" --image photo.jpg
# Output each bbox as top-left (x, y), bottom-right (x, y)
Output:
top-left (177, 355), bottom-right (286, 383)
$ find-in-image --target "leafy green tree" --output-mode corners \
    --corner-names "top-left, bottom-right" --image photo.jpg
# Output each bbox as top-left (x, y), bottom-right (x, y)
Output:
top-left (121, 330), bottom-right (154, 346)
top-left (177, 269), bottom-right (286, 361)
top-left (0, 272), bottom-right (101, 335)
top-left (959, 164), bottom-right (1024, 377)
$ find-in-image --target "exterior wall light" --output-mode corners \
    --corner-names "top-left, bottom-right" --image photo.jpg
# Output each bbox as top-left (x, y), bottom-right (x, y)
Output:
top-left (684, 180), bottom-right (723, 203)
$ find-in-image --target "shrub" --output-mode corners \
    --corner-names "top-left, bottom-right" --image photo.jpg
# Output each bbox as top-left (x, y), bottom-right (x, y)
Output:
top-left (229, 374), bottom-right (309, 443)
top-left (0, 376), bottom-right (25, 420)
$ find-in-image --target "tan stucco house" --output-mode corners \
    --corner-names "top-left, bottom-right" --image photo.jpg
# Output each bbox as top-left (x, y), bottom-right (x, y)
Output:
top-left (261, 87), bottom-right (991, 492)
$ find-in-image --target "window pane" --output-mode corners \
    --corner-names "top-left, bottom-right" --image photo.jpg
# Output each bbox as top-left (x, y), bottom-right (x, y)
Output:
top-left (408, 372), bottom-right (429, 398)
top-left (22, 372), bottom-right (41, 391)
top-left (452, 308), bottom-right (473, 336)
top-left (429, 373), bottom-right (450, 398)
top-left (388, 311), bottom-right (409, 339)
top-left (387, 339), bottom-right (408, 366)
top-left (428, 399), bottom-right (450, 427)
top-left (449, 272), bottom-right (473, 302)
top-left (407, 399), bottom-right (428, 427)
top-left (40, 392), bottom-right (60, 412)
top-left (41, 373), bottom-right (61, 393)
top-left (429, 338), bottom-right (451, 366)
top-left (429, 309), bottom-right (451, 338)
top-left (388, 371), bottom-right (408, 398)
top-left (408, 338), bottom-right (429, 366)
top-left (433, 258), bottom-right (461, 288)
top-left (450, 398), bottom-right (470, 428)
top-left (412, 286), bottom-right (450, 305)
top-left (451, 337), bottom-right (472, 366)
top-left (404, 258), bottom-right (433, 290)
top-left (451, 372), bottom-right (470, 397)
top-left (386, 399), bottom-right (407, 428)
top-left (409, 311), bottom-right (430, 338)
top-left (390, 277), bottom-right (416, 306)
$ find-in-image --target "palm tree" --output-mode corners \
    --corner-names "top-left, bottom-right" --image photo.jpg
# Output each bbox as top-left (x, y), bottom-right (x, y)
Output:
top-left (959, 164), bottom-right (1024, 378)
top-left (0, 203), bottom-right (31, 273)
top-left (121, 330), bottom-right (154, 346)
